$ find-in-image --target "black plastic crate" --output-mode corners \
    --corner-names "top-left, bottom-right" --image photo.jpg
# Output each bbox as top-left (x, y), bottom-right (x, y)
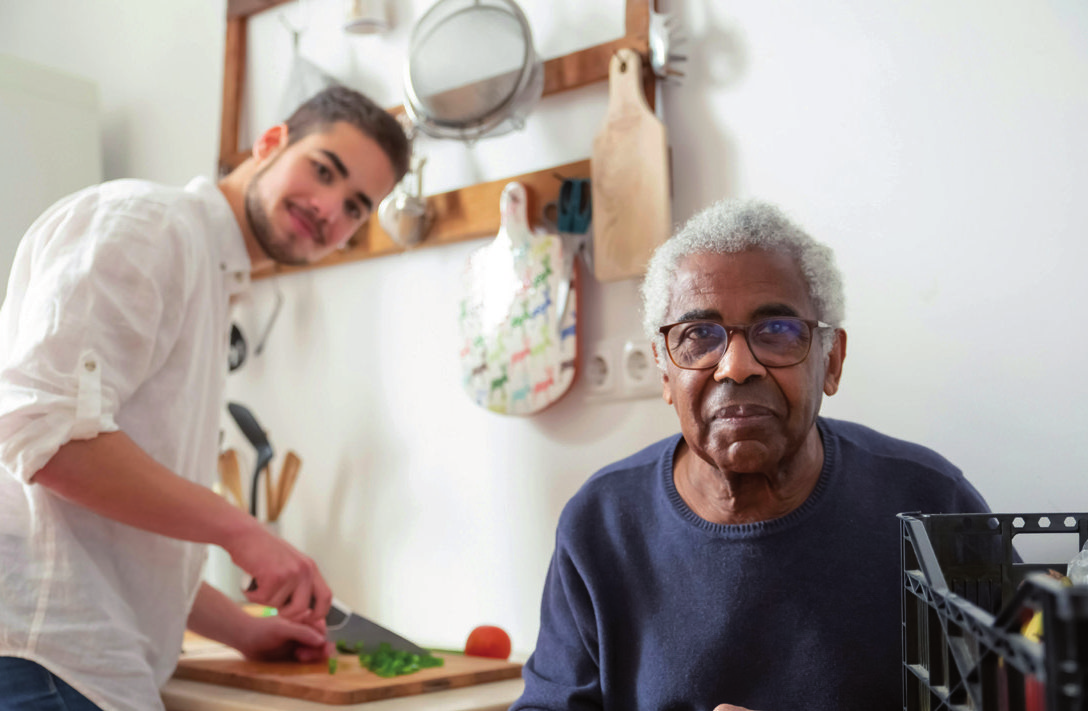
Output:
top-left (901, 512), bottom-right (1088, 711)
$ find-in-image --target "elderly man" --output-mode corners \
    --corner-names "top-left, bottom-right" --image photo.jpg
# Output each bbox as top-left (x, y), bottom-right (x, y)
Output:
top-left (514, 199), bottom-right (989, 710)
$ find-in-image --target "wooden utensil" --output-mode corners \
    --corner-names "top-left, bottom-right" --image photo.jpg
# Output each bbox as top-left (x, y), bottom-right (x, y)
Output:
top-left (457, 182), bottom-right (580, 415)
top-left (263, 463), bottom-right (276, 522)
top-left (270, 451), bottom-right (301, 522)
top-left (174, 652), bottom-right (522, 705)
top-left (217, 449), bottom-right (245, 510)
top-left (590, 48), bottom-right (671, 282)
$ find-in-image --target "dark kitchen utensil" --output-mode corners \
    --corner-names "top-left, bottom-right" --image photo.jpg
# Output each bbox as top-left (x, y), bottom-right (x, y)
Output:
top-left (556, 178), bottom-right (592, 234)
top-left (227, 402), bottom-right (274, 517)
top-left (541, 178), bottom-right (592, 235)
top-left (253, 284), bottom-right (284, 357)
top-left (228, 323), bottom-right (247, 372)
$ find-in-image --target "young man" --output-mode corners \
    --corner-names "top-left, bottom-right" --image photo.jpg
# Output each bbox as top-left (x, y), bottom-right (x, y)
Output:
top-left (0, 86), bottom-right (409, 711)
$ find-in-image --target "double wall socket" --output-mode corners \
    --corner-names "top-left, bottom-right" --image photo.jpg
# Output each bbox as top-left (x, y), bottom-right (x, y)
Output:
top-left (584, 338), bottom-right (662, 402)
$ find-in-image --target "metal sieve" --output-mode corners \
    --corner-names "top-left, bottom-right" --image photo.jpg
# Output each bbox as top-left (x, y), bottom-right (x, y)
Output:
top-left (402, 0), bottom-right (543, 142)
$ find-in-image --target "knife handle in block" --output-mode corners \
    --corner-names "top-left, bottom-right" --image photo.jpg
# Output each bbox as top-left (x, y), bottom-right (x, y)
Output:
top-left (263, 464), bottom-right (276, 522)
top-left (272, 452), bottom-right (301, 522)
top-left (218, 449), bottom-right (245, 510)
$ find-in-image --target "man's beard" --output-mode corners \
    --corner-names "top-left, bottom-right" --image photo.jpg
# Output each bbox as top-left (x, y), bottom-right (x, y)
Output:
top-left (243, 176), bottom-right (308, 267)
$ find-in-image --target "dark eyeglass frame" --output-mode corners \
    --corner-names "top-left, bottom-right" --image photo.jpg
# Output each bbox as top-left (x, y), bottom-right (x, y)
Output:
top-left (658, 317), bottom-right (833, 370)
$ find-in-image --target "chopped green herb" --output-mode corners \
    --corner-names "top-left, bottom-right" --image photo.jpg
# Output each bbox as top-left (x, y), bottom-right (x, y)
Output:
top-left (327, 657), bottom-right (338, 674)
top-left (335, 639), bottom-right (366, 654)
top-left (334, 641), bottom-right (444, 677)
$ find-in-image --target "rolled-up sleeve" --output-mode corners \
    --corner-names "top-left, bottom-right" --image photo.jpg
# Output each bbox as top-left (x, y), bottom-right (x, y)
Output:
top-left (0, 190), bottom-right (184, 483)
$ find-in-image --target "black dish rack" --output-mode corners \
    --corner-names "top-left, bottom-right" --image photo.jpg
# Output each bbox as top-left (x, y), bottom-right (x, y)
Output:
top-left (900, 512), bottom-right (1088, 710)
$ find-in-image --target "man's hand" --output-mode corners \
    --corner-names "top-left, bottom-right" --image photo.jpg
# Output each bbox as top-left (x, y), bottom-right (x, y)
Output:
top-left (714, 705), bottom-right (759, 711)
top-left (237, 614), bottom-right (333, 664)
top-left (188, 583), bottom-right (331, 663)
top-left (227, 524), bottom-right (333, 626)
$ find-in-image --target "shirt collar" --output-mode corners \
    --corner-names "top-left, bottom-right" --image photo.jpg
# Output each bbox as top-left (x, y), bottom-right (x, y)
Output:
top-left (184, 176), bottom-right (251, 296)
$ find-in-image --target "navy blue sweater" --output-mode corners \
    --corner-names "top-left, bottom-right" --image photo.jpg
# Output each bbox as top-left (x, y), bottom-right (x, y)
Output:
top-left (514, 418), bottom-right (990, 711)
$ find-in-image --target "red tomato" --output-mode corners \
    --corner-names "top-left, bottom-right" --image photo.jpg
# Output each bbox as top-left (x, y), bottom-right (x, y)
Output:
top-left (464, 625), bottom-right (511, 660)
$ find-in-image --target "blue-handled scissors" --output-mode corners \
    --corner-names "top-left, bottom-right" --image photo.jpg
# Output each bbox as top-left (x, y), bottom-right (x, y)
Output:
top-left (543, 178), bottom-right (591, 234)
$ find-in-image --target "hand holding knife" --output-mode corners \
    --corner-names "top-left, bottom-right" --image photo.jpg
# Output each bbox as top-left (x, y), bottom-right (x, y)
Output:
top-left (229, 519), bottom-right (332, 628)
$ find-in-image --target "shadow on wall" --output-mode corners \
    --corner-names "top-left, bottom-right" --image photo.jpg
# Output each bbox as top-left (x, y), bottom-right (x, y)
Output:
top-left (664, 4), bottom-right (748, 223)
top-left (317, 445), bottom-right (382, 609)
top-left (101, 111), bottom-right (134, 181)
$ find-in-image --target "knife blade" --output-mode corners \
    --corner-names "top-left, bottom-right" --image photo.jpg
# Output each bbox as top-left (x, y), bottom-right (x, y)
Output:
top-left (243, 577), bottom-right (426, 655)
top-left (326, 598), bottom-right (427, 655)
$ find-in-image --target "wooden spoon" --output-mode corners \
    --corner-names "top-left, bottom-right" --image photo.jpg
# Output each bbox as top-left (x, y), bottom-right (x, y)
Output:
top-left (271, 452), bottom-right (301, 522)
top-left (217, 449), bottom-right (245, 510)
top-left (264, 463), bottom-right (277, 522)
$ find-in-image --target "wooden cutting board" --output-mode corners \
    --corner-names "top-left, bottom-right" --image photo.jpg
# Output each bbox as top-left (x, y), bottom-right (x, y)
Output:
top-left (174, 652), bottom-right (522, 705)
top-left (457, 182), bottom-right (580, 415)
top-left (590, 47), bottom-right (671, 282)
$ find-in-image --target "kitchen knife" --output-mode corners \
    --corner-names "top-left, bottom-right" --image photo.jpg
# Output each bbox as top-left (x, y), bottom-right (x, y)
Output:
top-left (326, 598), bottom-right (427, 655)
top-left (242, 579), bottom-right (428, 656)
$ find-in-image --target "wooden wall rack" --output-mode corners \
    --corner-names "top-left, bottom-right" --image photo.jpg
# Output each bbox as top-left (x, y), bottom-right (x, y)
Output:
top-left (221, 0), bottom-right (656, 279)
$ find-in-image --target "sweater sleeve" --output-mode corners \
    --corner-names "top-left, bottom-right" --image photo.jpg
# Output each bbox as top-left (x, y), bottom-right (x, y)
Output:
top-left (513, 529), bottom-right (604, 711)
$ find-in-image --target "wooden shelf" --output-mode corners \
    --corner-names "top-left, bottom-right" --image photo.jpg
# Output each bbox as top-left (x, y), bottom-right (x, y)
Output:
top-left (227, 0), bottom-right (294, 19)
top-left (221, 0), bottom-right (655, 280)
top-left (252, 158), bottom-right (590, 279)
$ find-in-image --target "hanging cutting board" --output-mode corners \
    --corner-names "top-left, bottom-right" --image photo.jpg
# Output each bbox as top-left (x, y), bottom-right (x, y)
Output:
top-left (174, 652), bottom-right (521, 705)
top-left (590, 48), bottom-right (671, 282)
top-left (457, 182), bottom-right (580, 415)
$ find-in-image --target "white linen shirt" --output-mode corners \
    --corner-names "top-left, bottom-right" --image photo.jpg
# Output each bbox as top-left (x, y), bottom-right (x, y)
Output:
top-left (0, 177), bottom-right (250, 711)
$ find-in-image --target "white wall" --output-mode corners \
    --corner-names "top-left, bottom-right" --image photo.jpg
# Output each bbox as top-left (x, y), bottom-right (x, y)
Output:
top-left (0, 55), bottom-right (101, 298)
top-left (0, 0), bottom-right (224, 184)
top-left (4, 0), bottom-right (1088, 657)
top-left (669, 0), bottom-right (1088, 518)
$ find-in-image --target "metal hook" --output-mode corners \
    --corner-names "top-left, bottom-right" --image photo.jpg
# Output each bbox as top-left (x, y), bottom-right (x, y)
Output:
top-left (254, 282), bottom-right (285, 356)
top-left (278, 0), bottom-right (311, 51)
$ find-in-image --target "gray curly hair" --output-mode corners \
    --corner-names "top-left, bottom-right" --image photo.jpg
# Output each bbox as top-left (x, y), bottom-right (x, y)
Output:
top-left (640, 199), bottom-right (845, 370)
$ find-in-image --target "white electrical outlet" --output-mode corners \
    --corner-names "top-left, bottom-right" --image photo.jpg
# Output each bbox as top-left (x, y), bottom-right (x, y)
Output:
top-left (584, 338), bottom-right (661, 402)
top-left (584, 343), bottom-right (617, 397)
top-left (621, 340), bottom-right (661, 398)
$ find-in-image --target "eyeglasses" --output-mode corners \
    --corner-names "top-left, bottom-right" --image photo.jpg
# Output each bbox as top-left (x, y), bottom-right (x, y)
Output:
top-left (658, 317), bottom-right (832, 370)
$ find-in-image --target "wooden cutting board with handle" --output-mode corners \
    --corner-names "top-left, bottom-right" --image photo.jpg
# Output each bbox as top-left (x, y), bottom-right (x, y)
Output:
top-left (457, 182), bottom-right (579, 415)
top-left (591, 47), bottom-right (671, 282)
top-left (174, 652), bottom-right (522, 705)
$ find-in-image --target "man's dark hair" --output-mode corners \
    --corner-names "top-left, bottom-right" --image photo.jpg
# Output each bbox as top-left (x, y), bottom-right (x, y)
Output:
top-left (284, 85), bottom-right (410, 182)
